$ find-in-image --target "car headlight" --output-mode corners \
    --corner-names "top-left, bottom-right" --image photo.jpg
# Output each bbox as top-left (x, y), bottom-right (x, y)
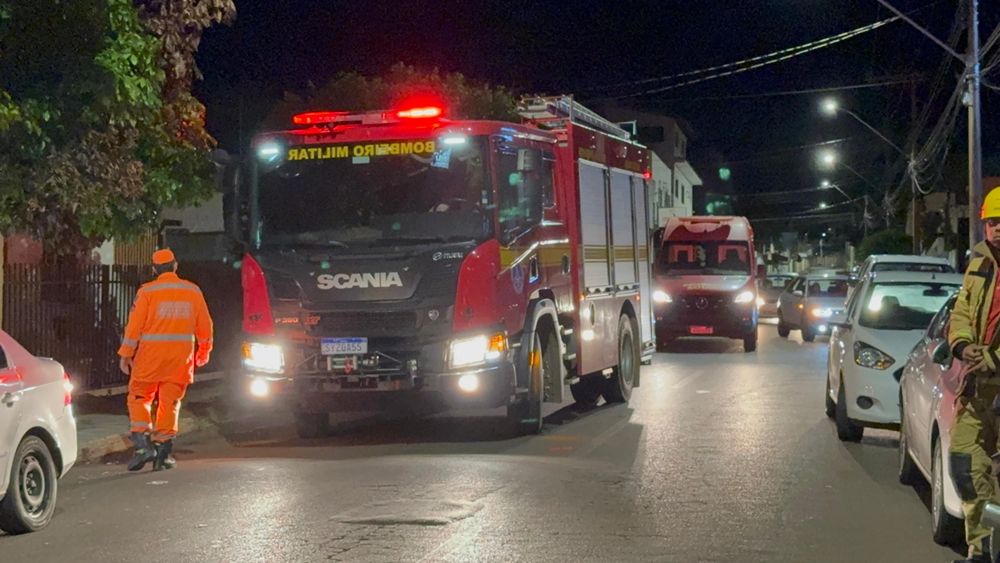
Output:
top-left (242, 342), bottom-right (284, 373)
top-left (734, 290), bottom-right (755, 304)
top-left (811, 307), bottom-right (833, 318)
top-left (449, 332), bottom-right (507, 368)
top-left (653, 290), bottom-right (672, 303)
top-left (854, 341), bottom-right (895, 370)
top-left (756, 296), bottom-right (765, 307)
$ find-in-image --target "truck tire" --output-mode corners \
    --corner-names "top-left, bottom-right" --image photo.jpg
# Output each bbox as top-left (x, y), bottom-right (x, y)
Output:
top-left (507, 330), bottom-right (557, 436)
top-left (570, 375), bottom-right (602, 408)
top-left (294, 411), bottom-right (329, 439)
top-left (801, 324), bottom-right (816, 342)
top-left (604, 315), bottom-right (638, 403)
top-left (0, 436), bottom-right (58, 534)
top-left (743, 330), bottom-right (757, 352)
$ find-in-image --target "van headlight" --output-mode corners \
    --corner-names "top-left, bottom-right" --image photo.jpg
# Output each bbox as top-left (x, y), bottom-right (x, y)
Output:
top-left (242, 342), bottom-right (284, 373)
top-left (734, 290), bottom-right (755, 304)
top-left (449, 332), bottom-right (507, 369)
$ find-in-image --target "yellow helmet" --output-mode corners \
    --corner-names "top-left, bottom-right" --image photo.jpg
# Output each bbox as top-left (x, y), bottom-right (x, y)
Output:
top-left (982, 187), bottom-right (1000, 220)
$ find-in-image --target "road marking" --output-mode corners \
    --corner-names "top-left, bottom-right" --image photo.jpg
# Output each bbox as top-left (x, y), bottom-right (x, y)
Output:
top-left (696, 390), bottom-right (710, 394)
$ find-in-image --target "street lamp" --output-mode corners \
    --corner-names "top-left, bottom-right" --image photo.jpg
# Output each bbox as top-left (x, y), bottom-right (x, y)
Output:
top-left (821, 179), bottom-right (831, 187)
top-left (821, 98), bottom-right (839, 116)
top-left (819, 202), bottom-right (828, 209)
top-left (819, 150), bottom-right (837, 168)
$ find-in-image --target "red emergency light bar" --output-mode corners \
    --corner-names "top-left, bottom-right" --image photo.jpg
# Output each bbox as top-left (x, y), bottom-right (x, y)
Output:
top-left (292, 111), bottom-right (349, 125)
top-left (291, 105), bottom-right (445, 127)
top-left (397, 106), bottom-right (442, 119)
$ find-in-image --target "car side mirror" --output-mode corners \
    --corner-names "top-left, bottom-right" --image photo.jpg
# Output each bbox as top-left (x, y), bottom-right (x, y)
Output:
top-left (829, 313), bottom-right (850, 329)
top-left (793, 290), bottom-right (803, 297)
top-left (932, 341), bottom-right (953, 367)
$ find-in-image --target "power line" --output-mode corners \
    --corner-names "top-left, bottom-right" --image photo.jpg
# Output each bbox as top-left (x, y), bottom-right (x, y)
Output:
top-left (636, 78), bottom-right (920, 103)
top-left (600, 17), bottom-right (900, 99)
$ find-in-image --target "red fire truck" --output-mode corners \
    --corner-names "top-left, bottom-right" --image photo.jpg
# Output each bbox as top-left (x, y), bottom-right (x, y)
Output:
top-left (228, 96), bottom-right (654, 437)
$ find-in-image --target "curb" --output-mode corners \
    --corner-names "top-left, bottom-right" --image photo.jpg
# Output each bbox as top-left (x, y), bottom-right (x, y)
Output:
top-left (76, 412), bottom-right (220, 464)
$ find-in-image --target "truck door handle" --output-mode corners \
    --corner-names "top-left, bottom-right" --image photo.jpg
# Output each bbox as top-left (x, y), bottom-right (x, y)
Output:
top-left (529, 256), bottom-right (540, 282)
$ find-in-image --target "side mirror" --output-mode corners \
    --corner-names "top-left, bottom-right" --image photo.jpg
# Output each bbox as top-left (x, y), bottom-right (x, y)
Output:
top-left (793, 290), bottom-right (804, 297)
top-left (829, 313), bottom-right (850, 329)
top-left (932, 341), bottom-right (953, 367)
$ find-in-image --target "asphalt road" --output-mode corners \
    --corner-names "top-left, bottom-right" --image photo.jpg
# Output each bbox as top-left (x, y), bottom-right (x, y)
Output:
top-left (1, 323), bottom-right (961, 562)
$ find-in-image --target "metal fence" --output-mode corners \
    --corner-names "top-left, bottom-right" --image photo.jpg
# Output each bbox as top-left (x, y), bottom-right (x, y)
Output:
top-left (3, 264), bottom-right (147, 390)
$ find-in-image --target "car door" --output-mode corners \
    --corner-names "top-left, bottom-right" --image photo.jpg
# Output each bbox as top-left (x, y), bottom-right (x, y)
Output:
top-left (905, 306), bottom-right (947, 463)
top-left (786, 277), bottom-right (805, 326)
top-left (0, 345), bottom-right (23, 473)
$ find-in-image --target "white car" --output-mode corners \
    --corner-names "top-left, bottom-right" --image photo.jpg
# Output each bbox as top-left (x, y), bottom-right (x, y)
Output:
top-left (826, 271), bottom-right (962, 441)
top-left (898, 295), bottom-right (964, 546)
top-left (849, 254), bottom-right (955, 296)
top-left (0, 331), bottom-right (77, 533)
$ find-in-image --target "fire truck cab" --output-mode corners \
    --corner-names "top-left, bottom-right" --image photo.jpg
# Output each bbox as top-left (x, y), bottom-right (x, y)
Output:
top-left (652, 216), bottom-right (760, 352)
top-left (227, 96), bottom-right (654, 437)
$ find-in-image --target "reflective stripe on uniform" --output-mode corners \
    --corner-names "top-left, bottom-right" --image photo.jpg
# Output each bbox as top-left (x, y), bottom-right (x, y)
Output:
top-left (139, 333), bottom-right (195, 342)
top-left (122, 338), bottom-right (138, 347)
top-left (130, 421), bottom-right (151, 429)
top-left (140, 283), bottom-right (203, 294)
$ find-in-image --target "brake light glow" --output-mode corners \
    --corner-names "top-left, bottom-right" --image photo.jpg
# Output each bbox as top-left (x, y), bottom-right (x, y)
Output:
top-left (292, 111), bottom-right (348, 125)
top-left (63, 372), bottom-right (73, 406)
top-left (397, 106), bottom-right (442, 119)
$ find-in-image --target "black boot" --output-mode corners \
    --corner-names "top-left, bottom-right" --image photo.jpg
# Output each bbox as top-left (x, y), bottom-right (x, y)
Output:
top-left (127, 432), bottom-right (155, 472)
top-left (954, 537), bottom-right (995, 563)
top-left (152, 440), bottom-right (175, 471)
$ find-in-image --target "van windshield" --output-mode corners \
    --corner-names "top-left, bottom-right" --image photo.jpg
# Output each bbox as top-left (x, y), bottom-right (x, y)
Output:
top-left (659, 241), bottom-right (751, 275)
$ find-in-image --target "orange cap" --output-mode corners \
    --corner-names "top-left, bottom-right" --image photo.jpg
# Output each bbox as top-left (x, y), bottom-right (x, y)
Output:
top-left (152, 249), bottom-right (175, 265)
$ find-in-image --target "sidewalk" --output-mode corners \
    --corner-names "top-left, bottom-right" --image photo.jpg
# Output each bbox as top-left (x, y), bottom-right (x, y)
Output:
top-left (74, 374), bottom-right (228, 463)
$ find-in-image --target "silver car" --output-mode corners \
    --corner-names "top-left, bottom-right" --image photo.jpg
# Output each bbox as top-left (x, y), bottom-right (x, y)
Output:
top-left (776, 274), bottom-right (849, 341)
top-left (898, 295), bottom-right (964, 546)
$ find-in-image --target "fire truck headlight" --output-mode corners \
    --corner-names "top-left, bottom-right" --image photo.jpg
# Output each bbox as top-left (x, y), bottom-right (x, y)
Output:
top-left (734, 290), bottom-right (755, 304)
top-left (242, 342), bottom-right (284, 374)
top-left (653, 290), bottom-right (672, 303)
top-left (450, 333), bottom-right (507, 369)
top-left (249, 378), bottom-right (270, 398)
top-left (457, 374), bottom-right (480, 393)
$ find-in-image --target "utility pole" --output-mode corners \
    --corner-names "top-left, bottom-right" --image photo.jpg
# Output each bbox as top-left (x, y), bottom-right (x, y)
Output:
top-left (876, 0), bottom-right (982, 252)
top-left (967, 0), bottom-right (983, 250)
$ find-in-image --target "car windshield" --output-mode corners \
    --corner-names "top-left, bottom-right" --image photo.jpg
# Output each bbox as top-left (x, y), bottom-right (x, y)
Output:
top-left (255, 136), bottom-right (492, 248)
top-left (871, 262), bottom-right (954, 273)
top-left (858, 282), bottom-right (960, 330)
top-left (805, 278), bottom-right (849, 298)
top-left (659, 241), bottom-right (751, 275)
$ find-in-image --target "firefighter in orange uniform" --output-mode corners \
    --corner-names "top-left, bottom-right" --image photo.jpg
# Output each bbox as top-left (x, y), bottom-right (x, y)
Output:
top-left (119, 249), bottom-right (213, 471)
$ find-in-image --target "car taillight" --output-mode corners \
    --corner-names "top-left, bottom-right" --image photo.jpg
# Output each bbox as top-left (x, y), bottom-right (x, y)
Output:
top-left (242, 254), bottom-right (276, 336)
top-left (63, 372), bottom-right (73, 406)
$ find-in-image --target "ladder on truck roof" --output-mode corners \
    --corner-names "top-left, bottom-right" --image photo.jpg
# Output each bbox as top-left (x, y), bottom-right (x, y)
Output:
top-left (517, 95), bottom-right (632, 140)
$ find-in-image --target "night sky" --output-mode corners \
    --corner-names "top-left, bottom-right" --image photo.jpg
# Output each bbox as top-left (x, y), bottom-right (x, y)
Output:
top-left (195, 0), bottom-right (1000, 239)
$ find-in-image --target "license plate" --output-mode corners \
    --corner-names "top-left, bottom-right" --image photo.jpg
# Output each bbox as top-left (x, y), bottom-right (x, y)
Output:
top-left (690, 326), bottom-right (714, 335)
top-left (321, 337), bottom-right (367, 355)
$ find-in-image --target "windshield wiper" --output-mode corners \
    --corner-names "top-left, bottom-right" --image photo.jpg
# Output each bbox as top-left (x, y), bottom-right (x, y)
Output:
top-left (376, 235), bottom-right (474, 245)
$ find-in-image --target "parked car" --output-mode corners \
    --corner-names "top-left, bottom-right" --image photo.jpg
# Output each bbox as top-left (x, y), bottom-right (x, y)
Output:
top-left (0, 331), bottom-right (77, 534)
top-left (826, 271), bottom-right (962, 441)
top-left (898, 295), bottom-right (965, 546)
top-left (757, 274), bottom-right (794, 317)
top-left (849, 254), bottom-right (955, 288)
top-left (776, 274), bottom-right (849, 341)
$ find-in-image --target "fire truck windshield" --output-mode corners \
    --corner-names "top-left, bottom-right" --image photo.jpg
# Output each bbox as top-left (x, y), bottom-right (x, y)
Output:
top-left (659, 241), bottom-right (751, 275)
top-left (254, 136), bottom-right (492, 248)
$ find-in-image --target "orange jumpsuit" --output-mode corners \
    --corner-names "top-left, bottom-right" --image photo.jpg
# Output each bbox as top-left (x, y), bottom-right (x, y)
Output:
top-left (118, 272), bottom-right (213, 441)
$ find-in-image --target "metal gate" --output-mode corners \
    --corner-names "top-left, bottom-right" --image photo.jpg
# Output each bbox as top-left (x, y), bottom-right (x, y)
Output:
top-left (2, 264), bottom-right (147, 390)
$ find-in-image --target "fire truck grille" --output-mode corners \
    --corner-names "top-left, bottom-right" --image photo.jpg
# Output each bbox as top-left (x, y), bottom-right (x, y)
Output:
top-left (678, 295), bottom-right (728, 311)
top-left (313, 311), bottom-right (419, 336)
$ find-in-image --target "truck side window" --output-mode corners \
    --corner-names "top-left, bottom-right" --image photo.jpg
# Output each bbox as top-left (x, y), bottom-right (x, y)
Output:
top-left (496, 144), bottom-right (544, 242)
top-left (542, 154), bottom-right (555, 208)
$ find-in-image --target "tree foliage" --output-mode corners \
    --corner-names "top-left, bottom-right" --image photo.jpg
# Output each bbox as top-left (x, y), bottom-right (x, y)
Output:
top-left (856, 228), bottom-right (913, 261)
top-left (262, 63), bottom-right (519, 130)
top-left (0, 0), bottom-right (234, 256)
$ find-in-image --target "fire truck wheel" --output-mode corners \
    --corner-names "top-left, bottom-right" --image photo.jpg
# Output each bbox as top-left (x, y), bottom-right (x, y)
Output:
top-left (293, 411), bottom-right (329, 439)
top-left (570, 376), bottom-right (601, 408)
top-left (604, 315), bottom-right (638, 403)
top-left (507, 330), bottom-right (556, 436)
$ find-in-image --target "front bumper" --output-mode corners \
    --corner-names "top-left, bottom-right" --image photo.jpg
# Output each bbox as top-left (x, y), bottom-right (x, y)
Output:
top-left (655, 298), bottom-right (757, 339)
top-left (843, 363), bottom-right (901, 425)
top-left (242, 336), bottom-right (515, 412)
